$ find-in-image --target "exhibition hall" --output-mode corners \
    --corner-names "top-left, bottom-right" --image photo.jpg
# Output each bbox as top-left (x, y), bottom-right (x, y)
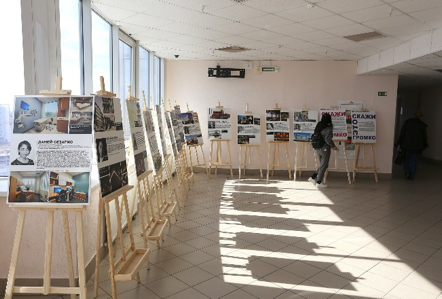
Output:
top-left (0, 0), bottom-right (442, 298)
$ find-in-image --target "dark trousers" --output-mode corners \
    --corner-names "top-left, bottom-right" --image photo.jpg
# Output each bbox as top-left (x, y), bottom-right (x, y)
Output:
top-left (403, 152), bottom-right (419, 179)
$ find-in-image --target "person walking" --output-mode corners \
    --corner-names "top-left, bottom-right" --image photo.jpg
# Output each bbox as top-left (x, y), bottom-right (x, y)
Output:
top-left (396, 110), bottom-right (428, 180)
top-left (308, 113), bottom-right (337, 188)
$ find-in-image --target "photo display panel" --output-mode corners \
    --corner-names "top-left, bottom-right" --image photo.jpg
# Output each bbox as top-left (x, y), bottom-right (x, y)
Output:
top-left (208, 107), bottom-right (232, 140)
top-left (237, 114), bottom-right (261, 145)
top-left (181, 111), bottom-right (203, 146)
top-left (265, 109), bottom-right (290, 142)
top-left (94, 96), bottom-right (128, 198)
top-left (142, 108), bottom-right (163, 173)
top-left (293, 109), bottom-right (318, 142)
top-left (173, 106), bottom-right (185, 151)
top-left (320, 109), bottom-right (347, 140)
top-left (165, 111), bottom-right (178, 157)
top-left (126, 99), bottom-right (149, 177)
top-left (351, 111), bottom-right (376, 143)
top-left (156, 105), bottom-right (169, 157)
top-left (8, 95), bottom-right (94, 205)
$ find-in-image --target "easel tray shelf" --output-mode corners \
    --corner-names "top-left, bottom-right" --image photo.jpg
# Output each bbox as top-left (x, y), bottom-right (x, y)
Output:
top-left (114, 248), bottom-right (149, 282)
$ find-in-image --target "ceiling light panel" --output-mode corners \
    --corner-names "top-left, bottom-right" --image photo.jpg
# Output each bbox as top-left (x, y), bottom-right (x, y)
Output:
top-left (302, 15), bottom-right (354, 30)
top-left (318, 0), bottom-right (383, 14)
top-left (211, 5), bottom-right (266, 21)
top-left (325, 23), bottom-right (373, 37)
top-left (242, 13), bottom-right (293, 28)
top-left (274, 6), bottom-right (334, 22)
top-left (342, 5), bottom-right (402, 23)
top-left (389, 0), bottom-right (442, 13)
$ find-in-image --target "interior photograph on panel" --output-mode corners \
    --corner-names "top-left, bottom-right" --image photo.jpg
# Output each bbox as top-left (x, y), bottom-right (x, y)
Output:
top-left (13, 97), bottom-right (70, 134)
top-left (2, 0), bottom-right (442, 299)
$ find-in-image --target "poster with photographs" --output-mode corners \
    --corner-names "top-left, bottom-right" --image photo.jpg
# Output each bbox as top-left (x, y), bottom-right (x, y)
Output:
top-left (293, 109), bottom-right (318, 142)
top-left (208, 107), bottom-right (232, 140)
top-left (173, 106), bottom-right (184, 151)
top-left (181, 111), bottom-right (203, 146)
top-left (320, 109), bottom-right (347, 140)
top-left (142, 108), bottom-right (163, 173)
top-left (126, 99), bottom-right (149, 177)
top-left (351, 111), bottom-right (376, 143)
top-left (265, 109), bottom-right (290, 142)
top-left (237, 114), bottom-right (261, 145)
top-left (156, 105), bottom-right (170, 157)
top-left (8, 95), bottom-right (94, 205)
top-left (94, 96), bottom-right (128, 198)
top-left (165, 111), bottom-right (178, 157)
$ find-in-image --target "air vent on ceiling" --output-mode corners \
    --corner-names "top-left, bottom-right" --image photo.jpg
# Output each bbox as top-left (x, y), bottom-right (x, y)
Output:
top-left (344, 31), bottom-right (385, 42)
top-left (216, 46), bottom-right (249, 53)
top-left (231, 0), bottom-right (248, 3)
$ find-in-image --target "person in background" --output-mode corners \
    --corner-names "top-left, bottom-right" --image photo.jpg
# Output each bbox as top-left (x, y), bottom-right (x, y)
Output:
top-left (308, 113), bottom-right (337, 188)
top-left (396, 110), bottom-right (428, 180)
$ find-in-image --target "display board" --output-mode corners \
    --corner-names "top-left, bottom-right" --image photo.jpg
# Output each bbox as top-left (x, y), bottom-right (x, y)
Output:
top-left (181, 111), bottom-right (203, 145)
top-left (351, 111), bottom-right (376, 143)
top-left (94, 96), bottom-right (128, 198)
top-left (265, 109), bottom-right (290, 142)
top-left (208, 107), bottom-right (232, 140)
top-left (320, 109), bottom-right (347, 140)
top-left (293, 109), bottom-right (318, 142)
top-left (126, 99), bottom-right (149, 177)
top-left (142, 108), bottom-right (162, 173)
top-left (8, 95), bottom-right (94, 204)
top-left (237, 114), bottom-right (261, 145)
top-left (174, 106), bottom-right (185, 147)
top-left (156, 105), bottom-right (169, 157)
top-left (165, 111), bottom-right (178, 156)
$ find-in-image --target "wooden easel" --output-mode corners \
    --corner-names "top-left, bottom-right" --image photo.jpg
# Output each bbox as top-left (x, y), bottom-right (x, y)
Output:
top-left (94, 185), bottom-right (150, 299)
top-left (208, 102), bottom-right (233, 178)
top-left (5, 206), bottom-right (87, 299)
top-left (238, 103), bottom-right (263, 179)
top-left (152, 158), bottom-right (178, 226)
top-left (324, 141), bottom-right (352, 184)
top-left (266, 103), bottom-right (291, 182)
top-left (6, 76), bottom-right (86, 299)
top-left (352, 143), bottom-right (378, 183)
top-left (293, 141), bottom-right (318, 180)
top-left (185, 103), bottom-right (209, 175)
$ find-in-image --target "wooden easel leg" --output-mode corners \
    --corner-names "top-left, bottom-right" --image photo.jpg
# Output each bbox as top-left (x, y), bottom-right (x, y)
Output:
top-left (238, 146), bottom-right (242, 179)
top-left (200, 145), bottom-right (208, 176)
top-left (257, 146), bottom-right (263, 179)
top-left (209, 141), bottom-right (213, 178)
top-left (94, 198), bottom-right (103, 297)
top-left (5, 210), bottom-right (26, 299)
top-left (294, 143), bottom-right (298, 181)
top-left (62, 211), bottom-right (75, 299)
top-left (371, 144), bottom-right (378, 182)
top-left (353, 144), bottom-right (361, 183)
top-left (272, 143), bottom-right (277, 176)
top-left (137, 182), bottom-right (148, 248)
top-left (76, 210), bottom-right (87, 299)
top-left (123, 193), bottom-right (136, 251)
top-left (227, 141), bottom-right (233, 178)
top-left (285, 143), bottom-right (291, 179)
top-left (343, 145), bottom-right (351, 184)
top-left (266, 143), bottom-right (271, 183)
top-left (104, 202), bottom-right (117, 299)
top-left (43, 210), bottom-right (55, 295)
top-left (189, 146), bottom-right (194, 174)
top-left (114, 197), bottom-right (126, 260)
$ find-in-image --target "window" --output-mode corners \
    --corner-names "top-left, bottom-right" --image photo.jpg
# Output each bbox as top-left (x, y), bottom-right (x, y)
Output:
top-left (154, 56), bottom-right (161, 105)
top-left (119, 39), bottom-right (133, 136)
top-left (60, 0), bottom-right (82, 94)
top-left (138, 47), bottom-right (150, 108)
top-left (0, 1), bottom-right (24, 177)
top-left (92, 11), bottom-right (112, 93)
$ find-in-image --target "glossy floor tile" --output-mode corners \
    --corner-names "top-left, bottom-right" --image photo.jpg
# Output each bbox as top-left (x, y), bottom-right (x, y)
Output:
top-left (22, 161), bottom-right (442, 298)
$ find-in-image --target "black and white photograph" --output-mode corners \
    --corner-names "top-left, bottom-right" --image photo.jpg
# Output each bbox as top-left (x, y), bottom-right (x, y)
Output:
top-left (208, 121), bottom-right (215, 129)
top-left (95, 138), bottom-right (108, 162)
top-left (11, 140), bottom-right (35, 165)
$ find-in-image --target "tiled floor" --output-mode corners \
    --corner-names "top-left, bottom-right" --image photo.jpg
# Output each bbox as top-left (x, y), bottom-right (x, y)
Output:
top-left (16, 161), bottom-right (442, 298)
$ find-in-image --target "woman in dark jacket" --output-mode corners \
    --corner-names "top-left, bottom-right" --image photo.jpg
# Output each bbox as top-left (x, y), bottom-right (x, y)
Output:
top-left (396, 110), bottom-right (428, 180)
top-left (308, 113), bottom-right (337, 188)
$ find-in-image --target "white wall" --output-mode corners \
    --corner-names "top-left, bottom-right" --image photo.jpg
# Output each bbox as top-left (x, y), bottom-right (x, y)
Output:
top-left (165, 60), bottom-right (398, 174)
top-left (420, 86), bottom-right (442, 161)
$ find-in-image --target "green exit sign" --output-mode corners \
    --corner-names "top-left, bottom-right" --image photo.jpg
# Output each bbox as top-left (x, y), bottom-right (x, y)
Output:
top-left (378, 91), bottom-right (387, 96)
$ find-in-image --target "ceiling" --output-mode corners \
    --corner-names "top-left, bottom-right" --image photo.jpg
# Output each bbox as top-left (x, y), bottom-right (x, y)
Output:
top-left (92, 0), bottom-right (442, 88)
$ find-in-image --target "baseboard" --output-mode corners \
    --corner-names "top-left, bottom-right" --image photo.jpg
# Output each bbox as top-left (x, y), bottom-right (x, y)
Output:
top-left (191, 166), bottom-right (392, 180)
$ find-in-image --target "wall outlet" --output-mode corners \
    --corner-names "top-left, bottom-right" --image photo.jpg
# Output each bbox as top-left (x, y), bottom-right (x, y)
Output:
top-left (245, 61), bottom-right (253, 69)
